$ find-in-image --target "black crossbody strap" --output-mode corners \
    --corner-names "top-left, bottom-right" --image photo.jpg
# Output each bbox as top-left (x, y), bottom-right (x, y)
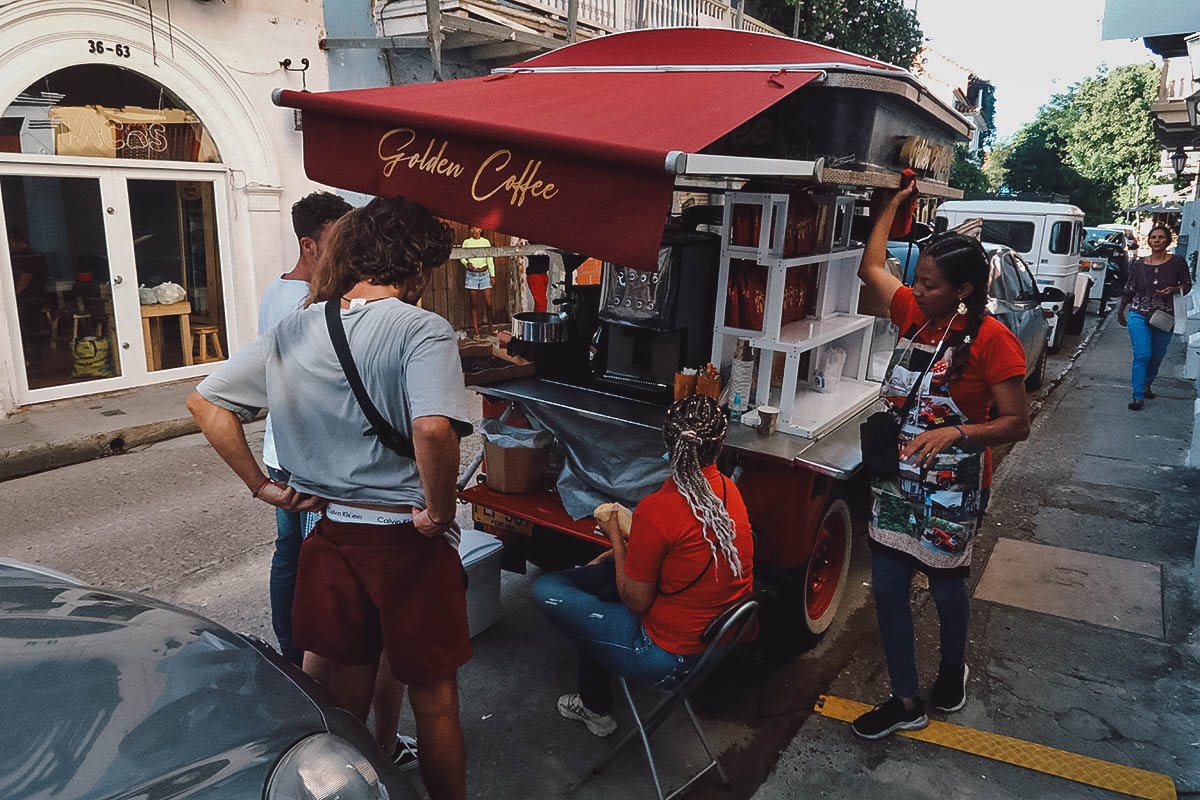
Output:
top-left (324, 300), bottom-right (416, 460)
top-left (894, 331), bottom-right (956, 422)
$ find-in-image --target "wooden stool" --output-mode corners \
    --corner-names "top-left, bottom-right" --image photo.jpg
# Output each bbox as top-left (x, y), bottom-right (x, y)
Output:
top-left (191, 324), bottom-right (224, 363)
top-left (71, 313), bottom-right (93, 342)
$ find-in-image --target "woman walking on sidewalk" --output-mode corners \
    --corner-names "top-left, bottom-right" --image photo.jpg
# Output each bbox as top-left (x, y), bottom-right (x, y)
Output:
top-left (852, 183), bottom-right (1031, 739)
top-left (1118, 225), bottom-right (1191, 411)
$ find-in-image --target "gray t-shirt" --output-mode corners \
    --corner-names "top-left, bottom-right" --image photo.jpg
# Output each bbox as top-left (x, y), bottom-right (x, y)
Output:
top-left (257, 275), bottom-right (312, 470)
top-left (198, 298), bottom-right (472, 507)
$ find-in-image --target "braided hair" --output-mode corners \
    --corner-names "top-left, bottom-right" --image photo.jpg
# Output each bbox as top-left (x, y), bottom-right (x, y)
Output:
top-left (921, 233), bottom-right (990, 379)
top-left (663, 394), bottom-right (744, 579)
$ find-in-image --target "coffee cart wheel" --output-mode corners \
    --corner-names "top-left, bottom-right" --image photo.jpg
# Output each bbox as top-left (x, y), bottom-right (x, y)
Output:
top-left (802, 498), bottom-right (853, 637)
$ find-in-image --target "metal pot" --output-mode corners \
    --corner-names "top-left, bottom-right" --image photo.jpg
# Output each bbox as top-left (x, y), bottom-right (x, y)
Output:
top-left (511, 311), bottom-right (568, 343)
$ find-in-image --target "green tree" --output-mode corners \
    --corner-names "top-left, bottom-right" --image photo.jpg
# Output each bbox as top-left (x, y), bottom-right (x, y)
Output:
top-left (745, 0), bottom-right (923, 68)
top-left (986, 62), bottom-right (1159, 223)
top-left (1060, 63), bottom-right (1160, 214)
top-left (949, 144), bottom-right (991, 198)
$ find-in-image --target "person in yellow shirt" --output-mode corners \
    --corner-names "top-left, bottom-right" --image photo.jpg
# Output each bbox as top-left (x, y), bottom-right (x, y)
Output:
top-left (461, 226), bottom-right (494, 339)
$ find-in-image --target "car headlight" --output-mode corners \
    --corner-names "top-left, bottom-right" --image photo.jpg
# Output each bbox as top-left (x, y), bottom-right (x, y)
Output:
top-left (266, 734), bottom-right (389, 800)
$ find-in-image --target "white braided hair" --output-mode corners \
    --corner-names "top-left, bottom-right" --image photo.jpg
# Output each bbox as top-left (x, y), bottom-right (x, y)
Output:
top-left (664, 395), bottom-right (744, 579)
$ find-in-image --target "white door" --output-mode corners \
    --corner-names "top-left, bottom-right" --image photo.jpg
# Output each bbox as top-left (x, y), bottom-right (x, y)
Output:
top-left (0, 159), bottom-right (234, 404)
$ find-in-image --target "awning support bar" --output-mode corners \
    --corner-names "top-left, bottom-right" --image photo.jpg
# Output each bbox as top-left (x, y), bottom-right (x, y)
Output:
top-left (665, 152), bottom-right (825, 182)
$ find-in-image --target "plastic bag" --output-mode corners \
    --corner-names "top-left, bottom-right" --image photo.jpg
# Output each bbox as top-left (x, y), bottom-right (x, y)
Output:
top-left (480, 419), bottom-right (553, 449)
top-left (813, 346), bottom-right (847, 393)
top-left (153, 282), bottom-right (186, 304)
top-left (139, 285), bottom-right (159, 305)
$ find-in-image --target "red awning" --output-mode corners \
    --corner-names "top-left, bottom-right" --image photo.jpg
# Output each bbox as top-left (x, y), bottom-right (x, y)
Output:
top-left (276, 29), bottom-right (897, 269)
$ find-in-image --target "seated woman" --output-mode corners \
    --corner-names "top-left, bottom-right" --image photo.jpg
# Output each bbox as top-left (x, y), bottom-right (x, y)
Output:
top-left (532, 394), bottom-right (754, 737)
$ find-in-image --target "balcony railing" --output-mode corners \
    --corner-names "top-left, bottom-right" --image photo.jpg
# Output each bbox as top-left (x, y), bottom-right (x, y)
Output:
top-left (380, 0), bottom-right (781, 53)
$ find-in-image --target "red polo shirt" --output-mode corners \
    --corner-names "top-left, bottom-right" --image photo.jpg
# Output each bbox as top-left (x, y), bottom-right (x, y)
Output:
top-left (889, 286), bottom-right (1027, 487)
top-left (624, 465), bottom-right (754, 655)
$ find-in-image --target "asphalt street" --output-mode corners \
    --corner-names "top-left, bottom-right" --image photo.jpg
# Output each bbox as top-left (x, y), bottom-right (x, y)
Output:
top-left (1, 309), bottom-right (1115, 800)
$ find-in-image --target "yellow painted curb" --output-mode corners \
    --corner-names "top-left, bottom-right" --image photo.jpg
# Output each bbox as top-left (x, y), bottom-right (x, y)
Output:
top-left (816, 695), bottom-right (1177, 800)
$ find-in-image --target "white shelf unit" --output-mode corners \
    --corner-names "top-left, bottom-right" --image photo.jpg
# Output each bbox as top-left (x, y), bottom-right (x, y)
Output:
top-left (712, 191), bottom-right (880, 440)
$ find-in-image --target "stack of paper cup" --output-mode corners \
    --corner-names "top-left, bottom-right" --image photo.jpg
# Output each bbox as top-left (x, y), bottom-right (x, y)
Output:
top-left (730, 357), bottom-right (754, 406)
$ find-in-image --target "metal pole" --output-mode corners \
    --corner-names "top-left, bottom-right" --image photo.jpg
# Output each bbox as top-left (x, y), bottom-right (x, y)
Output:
top-left (567, 0), bottom-right (579, 42)
top-left (734, 0), bottom-right (744, 30)
top-left (425, 0), bottom-right (444, 81)
top-left (792, 0), bottom-right (801, 38)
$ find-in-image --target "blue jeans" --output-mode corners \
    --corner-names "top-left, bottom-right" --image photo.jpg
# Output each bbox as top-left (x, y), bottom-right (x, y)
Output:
top-left (267, 466), bottom-right (304, 666)
top-left (533, 564), bottom-right (696, 715)
top-left (1128, 310), bottom-right (1173, 400)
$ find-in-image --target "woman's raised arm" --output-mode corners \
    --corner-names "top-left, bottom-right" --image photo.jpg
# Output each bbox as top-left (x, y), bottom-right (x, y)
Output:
top-left (858, 184), bottom-right (917, 312)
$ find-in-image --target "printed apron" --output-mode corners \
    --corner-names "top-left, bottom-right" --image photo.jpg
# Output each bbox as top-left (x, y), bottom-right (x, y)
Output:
top-left (870, 322), bottom-right (985, 572)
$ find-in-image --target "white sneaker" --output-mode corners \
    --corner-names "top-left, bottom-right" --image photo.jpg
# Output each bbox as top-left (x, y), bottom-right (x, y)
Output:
top-left (557, 693), bottom-right (617, 737)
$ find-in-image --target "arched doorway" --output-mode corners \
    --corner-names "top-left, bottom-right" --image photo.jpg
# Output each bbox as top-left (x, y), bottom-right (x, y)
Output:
top-left (0, 0), bottom-right (290, 409)
top-left (2, 65), bottom-right (232, 394)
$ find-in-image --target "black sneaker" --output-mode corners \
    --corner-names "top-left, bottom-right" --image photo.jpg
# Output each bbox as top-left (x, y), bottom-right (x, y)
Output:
top-left (391, 735), bottom-right (419, 772)
top-left (851, 696), bottom-right (929, 739)
top-left (1129, 399), bottom-right (1144, 411)
top-left (930, 663), bottom-right (969, 712)
top-left (1145, 386), bottom-right (1156, 400)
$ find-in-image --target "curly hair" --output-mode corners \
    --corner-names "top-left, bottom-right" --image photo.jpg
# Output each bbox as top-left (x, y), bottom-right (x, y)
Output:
top-left (663, 394), bottom-right (744, 579)
top-left (291, 191), bottom-right (353, 242)
top-left (307, 195), bottom-right (452, 305)
top-left (920, 233), bottom-right (990, 379)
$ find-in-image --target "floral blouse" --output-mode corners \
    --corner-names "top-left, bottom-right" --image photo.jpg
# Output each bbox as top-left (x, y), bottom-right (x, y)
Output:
top-left (1122, 255), bottom-right (1192, 316)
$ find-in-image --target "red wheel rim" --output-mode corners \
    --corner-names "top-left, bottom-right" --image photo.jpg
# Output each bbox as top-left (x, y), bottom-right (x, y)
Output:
top-left (806, 511), bottom-right (846, 621)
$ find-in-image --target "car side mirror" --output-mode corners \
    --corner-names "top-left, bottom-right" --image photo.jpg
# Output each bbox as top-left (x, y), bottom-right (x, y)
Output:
top-left (1041, 286), bottom-right (1067, 303)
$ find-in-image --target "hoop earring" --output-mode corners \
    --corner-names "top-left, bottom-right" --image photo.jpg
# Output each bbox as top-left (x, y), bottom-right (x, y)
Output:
top-left (957, 301), bottom-right (968, 316)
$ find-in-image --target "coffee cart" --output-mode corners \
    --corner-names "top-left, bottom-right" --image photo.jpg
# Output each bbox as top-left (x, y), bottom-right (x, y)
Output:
top-left (275, 27), bottom-right (968, 640)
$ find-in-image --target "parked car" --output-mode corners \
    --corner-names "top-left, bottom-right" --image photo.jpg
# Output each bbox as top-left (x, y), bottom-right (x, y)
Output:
top-left (0, 558), bottom-right (412, 800)
top-left (900, 242), bottom-right (1056, 390)
top-left (983, 243), bottom-right (1059, 390)
top-left (1096, 223), bottom-right (1139, 256)
top-left (936, 201), bottom-right (1089, 354)
top-left (1083, 227), bottom-right (1131, 309)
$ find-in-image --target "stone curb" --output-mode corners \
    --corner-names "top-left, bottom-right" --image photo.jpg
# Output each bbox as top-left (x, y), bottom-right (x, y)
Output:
top-left (0, 418), bottom-right (200, 483)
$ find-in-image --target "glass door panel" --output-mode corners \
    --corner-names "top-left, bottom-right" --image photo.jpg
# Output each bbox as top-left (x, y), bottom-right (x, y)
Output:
top-left (2, 175), bottom-right (121, 389)
top-left (127, 178), bottom-right (227, 371)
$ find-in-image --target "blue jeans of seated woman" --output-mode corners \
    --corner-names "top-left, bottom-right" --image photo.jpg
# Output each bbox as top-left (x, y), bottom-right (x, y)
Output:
top-left (533, 564), bottom-right (697, 715)
top-left (1128, 310), bottom-right (1173, 401)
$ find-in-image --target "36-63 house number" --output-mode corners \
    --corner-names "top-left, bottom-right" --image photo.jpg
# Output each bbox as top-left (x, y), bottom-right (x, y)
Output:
top-left (87, 40), bottom-right (132, 58)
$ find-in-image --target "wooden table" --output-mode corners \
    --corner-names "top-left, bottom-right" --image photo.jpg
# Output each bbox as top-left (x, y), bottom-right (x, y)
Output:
top-left (141, 301), bottom-right (192, 371)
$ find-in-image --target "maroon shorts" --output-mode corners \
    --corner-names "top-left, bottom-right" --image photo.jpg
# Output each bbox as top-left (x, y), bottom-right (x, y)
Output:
top-left (292, 516), bottom-right (472, 685)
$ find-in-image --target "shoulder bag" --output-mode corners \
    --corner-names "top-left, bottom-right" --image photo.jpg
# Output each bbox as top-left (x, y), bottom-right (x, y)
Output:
top-left (1138, 260), bottom-right (1175, 333)
top-left (325, 299), bottom-right (416, 460)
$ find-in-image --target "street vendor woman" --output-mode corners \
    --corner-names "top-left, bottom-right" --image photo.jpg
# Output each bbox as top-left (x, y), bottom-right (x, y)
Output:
top-left (852, 183), bottom-right (1030, 739)
top-left (532, 394), bottom-right (754, 737)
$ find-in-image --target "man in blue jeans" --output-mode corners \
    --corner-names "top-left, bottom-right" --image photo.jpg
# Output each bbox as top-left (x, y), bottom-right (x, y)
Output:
top-left (258, 191), bottom-right (352, 664)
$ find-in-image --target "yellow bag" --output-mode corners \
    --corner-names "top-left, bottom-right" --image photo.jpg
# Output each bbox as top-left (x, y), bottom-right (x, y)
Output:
top-left (71, 336), bottom-right (114, 379)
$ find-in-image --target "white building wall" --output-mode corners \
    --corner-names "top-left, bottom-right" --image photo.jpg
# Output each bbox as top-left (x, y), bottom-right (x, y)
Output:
top-left (0, 0), bottom-right (330, 413)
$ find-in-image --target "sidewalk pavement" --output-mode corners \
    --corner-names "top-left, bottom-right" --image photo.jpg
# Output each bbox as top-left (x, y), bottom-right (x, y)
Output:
top-left (0, 379), bottom-right (201, 482)
top-left (753, 313), bottom-right (1200, 799)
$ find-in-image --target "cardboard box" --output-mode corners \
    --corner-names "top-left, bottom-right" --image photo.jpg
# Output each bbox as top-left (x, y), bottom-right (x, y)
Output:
top-left (483, 437), bottom-right (548, 493)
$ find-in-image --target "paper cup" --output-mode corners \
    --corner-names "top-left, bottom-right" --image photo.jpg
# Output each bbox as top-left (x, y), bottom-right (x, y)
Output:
top-left (756, 405), bottom-right (779, 437)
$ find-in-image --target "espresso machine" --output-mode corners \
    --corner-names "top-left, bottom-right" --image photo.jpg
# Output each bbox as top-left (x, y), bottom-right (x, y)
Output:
top-left (592, 231), bottom-right (721, 399)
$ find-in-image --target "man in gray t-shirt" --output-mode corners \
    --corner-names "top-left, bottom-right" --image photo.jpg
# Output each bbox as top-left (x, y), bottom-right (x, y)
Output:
top-left (187, 196), bottom-right (471, 800)
top-left (259, 191), bottom-right (352, 667)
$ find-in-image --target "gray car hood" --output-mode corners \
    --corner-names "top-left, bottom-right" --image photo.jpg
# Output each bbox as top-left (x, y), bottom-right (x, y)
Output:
top-left (0, 563), bottom-right (325, 799)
